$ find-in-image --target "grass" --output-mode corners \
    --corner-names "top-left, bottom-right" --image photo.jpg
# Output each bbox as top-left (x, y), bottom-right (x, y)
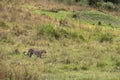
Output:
top-left (72, 10), bottom-right (120, 27)
top-left (0, 0), bottom-right (120, 80)
top-left (33, 8), bottom-right (120, 28)
top-left (33, 10), bottom-right (72, 19)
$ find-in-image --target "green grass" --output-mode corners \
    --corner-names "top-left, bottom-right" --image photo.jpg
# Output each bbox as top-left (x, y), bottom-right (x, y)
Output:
top-left (0, 1), bottom-right (120, 80)
top-left (33, 9), bottom-right (120, 28)
top-left (34, 10), bottom-right (72, 19)
top-left (72, 10), bottom-right (120, 27)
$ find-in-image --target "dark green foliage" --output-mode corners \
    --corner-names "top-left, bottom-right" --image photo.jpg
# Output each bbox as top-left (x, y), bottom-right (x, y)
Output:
top-left (61, 65), bottom-right (79, 71)
top-left (98, 21), bottom-right (102, 25)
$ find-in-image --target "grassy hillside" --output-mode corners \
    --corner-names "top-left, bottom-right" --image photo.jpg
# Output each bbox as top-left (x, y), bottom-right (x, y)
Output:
top-left (0, 0), bottom-right (120, 80)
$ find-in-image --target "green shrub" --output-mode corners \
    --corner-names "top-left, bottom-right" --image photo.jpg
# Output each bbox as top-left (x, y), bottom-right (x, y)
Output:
top-left (97, 21), bottom-right (102, 25)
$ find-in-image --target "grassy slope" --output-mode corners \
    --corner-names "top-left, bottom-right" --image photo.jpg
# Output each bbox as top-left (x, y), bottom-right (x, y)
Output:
top-left (0, 0), bottom-right (120, 80)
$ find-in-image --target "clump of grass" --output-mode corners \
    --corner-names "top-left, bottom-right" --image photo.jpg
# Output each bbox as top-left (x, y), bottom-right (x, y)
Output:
top-left (36, 24), bottom-right (69, 40)
top-left (0, 21), bottom-right (9, 29)
top-left (36, 24), bottom-right (60, 40)
top-left (116, 60), bottom-right (120, 70)
top-left (61, 64), bottom-right (79, 71)
top-left (71, 31), bottom-right (86, 41)
top-left (36, 24), bottom-right (86, 41)
top-left (97, 61), bottom-right (109, 68)
top-left (99, 33), bottom-right (114, 43)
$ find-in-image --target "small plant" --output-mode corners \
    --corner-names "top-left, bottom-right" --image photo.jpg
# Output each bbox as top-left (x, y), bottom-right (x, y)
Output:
top-left (98, 21), bottom-right (102, 25)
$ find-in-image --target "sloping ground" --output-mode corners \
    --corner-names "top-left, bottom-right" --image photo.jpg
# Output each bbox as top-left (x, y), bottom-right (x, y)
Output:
top-left (72, 10), bottom-right (120, 27)
top-left (0, 0), bottom-right (120, 80)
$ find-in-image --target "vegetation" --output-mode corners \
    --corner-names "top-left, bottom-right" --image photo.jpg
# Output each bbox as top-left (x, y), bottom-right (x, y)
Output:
top-left (0, 0), bottom-right (120, 80)
top-left (50, 0), bottom-right (120, 11)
